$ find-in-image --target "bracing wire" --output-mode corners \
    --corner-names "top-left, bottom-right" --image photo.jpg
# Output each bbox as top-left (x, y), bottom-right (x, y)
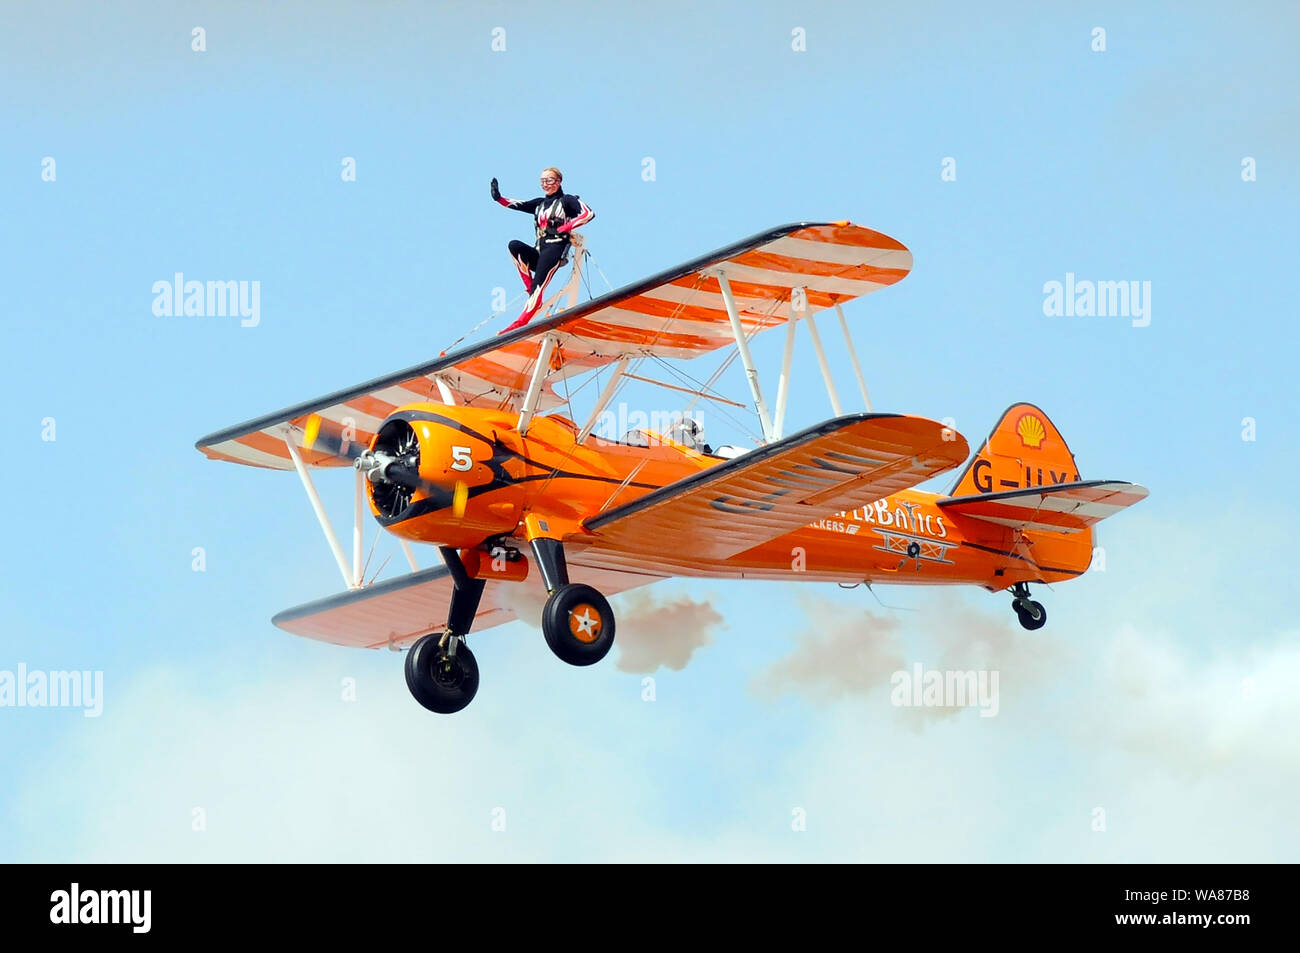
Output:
top-left (440, 289), bottom-right (528, 356)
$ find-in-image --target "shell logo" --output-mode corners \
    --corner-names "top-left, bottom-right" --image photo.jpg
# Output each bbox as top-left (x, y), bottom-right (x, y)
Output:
top-left (1016, 413), bottom-right (1047, 449)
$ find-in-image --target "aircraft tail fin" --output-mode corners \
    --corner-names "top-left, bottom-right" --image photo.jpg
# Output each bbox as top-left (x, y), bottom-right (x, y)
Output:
top-left (947, 403), bottom-right (1081, 498)
top-left (941, 402), bottom-right (1148, 538)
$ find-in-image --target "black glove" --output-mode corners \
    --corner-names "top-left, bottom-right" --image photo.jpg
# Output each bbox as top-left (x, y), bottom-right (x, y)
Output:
top-left (490, 177), bottom-right (500, 201)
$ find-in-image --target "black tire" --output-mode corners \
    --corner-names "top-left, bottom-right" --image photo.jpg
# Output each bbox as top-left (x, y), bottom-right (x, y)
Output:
top-left (1014, 600), bottom-right (1047, 631)
top-left (541, 583), bottom-right (616, 666)
top-left (404, 633), bottom-right (480, 713)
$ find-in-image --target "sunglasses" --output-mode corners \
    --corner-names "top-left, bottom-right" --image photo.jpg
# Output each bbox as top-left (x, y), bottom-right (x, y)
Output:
top-left (540, 177), bottom-right (559, 184)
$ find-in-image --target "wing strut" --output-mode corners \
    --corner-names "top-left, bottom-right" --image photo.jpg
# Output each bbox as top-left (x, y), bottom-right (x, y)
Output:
top-left (835, 302), bottom-right (872, 411)
top-left (800, 289), bottom-right (843, 418)
top-left (713, 269), bottom-right (775, 443)
top-left (578, 356), bottom-right (630, 444)
top-left (773, 298), bottom-right (799, 440)
top-left (353, 468), bottom-right (365, 585)
top-left (399, 539), bottom-right (421, 572)
top-left (284, 432), bottom-right (356, 589)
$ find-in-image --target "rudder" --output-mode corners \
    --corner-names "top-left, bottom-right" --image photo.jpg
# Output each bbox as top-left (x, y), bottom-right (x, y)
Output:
top-left (948, 403), bottom-right (1081, 497)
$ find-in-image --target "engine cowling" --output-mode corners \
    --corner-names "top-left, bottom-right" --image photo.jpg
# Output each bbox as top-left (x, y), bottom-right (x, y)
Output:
top-left (360, 409), bottom-right (522, 548)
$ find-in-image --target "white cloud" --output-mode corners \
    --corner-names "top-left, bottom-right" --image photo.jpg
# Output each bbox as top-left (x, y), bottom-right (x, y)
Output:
top-left (7, 512), bottom-right (1299, 862)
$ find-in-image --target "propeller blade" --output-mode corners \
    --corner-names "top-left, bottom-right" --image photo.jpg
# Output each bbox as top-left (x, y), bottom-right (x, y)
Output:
top-left (301, 413), bottom-right (365, 462)
top-left (306, 415), bottom-right (476, 525)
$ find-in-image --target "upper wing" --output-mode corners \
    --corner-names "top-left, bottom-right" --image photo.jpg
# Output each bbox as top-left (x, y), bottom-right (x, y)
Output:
top-left (572, 414), bottom-right (968, 562)
top-left (938, 480), bottom-right (1149, 533)
top-left (272, 563), bottom-right (661, 649)
top-left (196, 220), bottom-right (910, 470)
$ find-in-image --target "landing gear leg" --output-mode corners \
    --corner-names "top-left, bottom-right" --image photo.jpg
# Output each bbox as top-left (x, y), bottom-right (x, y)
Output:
top-left (531, 537), bottom-right (616, 666)
top-left (1010, 582), bottom-right (1047, 631)
top-left (530, 537), bottom-right (569, 594)
top-left (404, 547), bottom-right (484, 713)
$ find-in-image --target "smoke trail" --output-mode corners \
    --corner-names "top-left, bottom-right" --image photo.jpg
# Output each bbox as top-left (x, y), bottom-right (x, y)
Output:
top-left (752, 592), bottom-right (906, 701)
top-left (611, 590), bottom-right (723, 673)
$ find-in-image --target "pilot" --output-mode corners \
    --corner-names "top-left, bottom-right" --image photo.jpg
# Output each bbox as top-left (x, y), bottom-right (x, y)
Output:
top-left (666, 417), bottom-right (712, 454)
top-left (491, 167), bottom-right (594, 334)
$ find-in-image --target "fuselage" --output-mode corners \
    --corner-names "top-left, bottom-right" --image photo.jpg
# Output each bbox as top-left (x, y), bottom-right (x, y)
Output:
top-left (371, 404), bottom-right (1094, 593)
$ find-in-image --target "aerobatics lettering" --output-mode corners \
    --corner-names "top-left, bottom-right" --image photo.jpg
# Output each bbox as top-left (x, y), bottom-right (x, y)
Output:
top-left (814, 502), bottom-right (948, 539)
top-left (812, 518), bottom-right (856, 534)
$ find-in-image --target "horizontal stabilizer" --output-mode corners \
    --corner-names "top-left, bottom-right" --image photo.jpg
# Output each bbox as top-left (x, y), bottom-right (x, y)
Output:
top-left (578, 414), bottom-right (969, 561)
top-left (938, 480), bottom-right (1149, 533)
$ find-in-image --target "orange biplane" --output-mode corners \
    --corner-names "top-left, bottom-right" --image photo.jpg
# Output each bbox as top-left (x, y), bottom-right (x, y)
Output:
top-left (197, 221), bottom-right (1147, 713)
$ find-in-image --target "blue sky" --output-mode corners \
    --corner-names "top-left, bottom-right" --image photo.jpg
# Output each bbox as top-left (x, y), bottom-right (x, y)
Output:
top-left (1, 1), bottom-right (1297, 861)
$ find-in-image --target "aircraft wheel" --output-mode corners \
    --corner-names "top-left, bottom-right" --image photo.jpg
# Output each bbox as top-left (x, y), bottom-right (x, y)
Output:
top-left (542, 583), bottom-right (616, 666)
top-left (1014, 600), bottom-right (1047, 631)
top-left (404, 633), bottom-right (480, 713)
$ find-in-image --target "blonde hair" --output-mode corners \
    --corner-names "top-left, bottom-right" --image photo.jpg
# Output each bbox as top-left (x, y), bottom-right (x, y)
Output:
top-left (541, 166), bottom-right (563, 182)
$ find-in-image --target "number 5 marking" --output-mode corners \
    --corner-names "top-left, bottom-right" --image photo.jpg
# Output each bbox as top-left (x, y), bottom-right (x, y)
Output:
top-left (451, 446), bottom-right (473, 471)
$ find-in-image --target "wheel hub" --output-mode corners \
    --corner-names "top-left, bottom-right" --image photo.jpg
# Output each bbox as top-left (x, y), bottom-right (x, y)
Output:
top-left (433, 655), bottom-right (466, 688)
top-left (568, 603), bottom-right (603, 643)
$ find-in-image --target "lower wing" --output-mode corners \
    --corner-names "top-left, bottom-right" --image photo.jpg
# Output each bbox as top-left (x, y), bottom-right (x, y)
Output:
top-left (272, 564), bottom-right (661, 649)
